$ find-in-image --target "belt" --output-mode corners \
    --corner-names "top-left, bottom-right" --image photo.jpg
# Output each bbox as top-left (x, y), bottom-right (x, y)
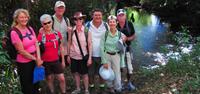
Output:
top-left (106, 51), bottom-right (120, 55)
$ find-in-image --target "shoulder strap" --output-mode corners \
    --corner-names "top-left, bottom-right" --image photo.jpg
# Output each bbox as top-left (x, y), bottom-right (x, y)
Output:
top-left (53, 31), bottom-right (61, 45)
top-left (104, 30), bottom-right (109, 42)
top-left (126, 20), bottom-right (131, 35)
top-left (118, 31), bottom-right (121, 39)
top-left (65, 17), bottom-right (70, 26)
top-left (74, 30), bottom-right (84, 57)
top-left (41, 33), bottom-right (46, 44)
top-left (103, 22), bottom-right (109, 31)
top-left (12, 27), bottom-right (23, 41)
top-left (84, 27), bottom-right (89, 54)
top-left (27, 26), bottom-right (33, 35)
top-left (52, 16), bottom-right (55, 29)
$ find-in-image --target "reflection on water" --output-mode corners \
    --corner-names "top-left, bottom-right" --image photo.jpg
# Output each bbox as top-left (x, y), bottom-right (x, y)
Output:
top-left (128, 9), bottom-right (169, 66)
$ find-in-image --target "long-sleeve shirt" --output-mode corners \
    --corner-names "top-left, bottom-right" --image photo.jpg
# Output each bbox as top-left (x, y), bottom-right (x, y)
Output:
top-left (100, 29), bottom-right (125, 66)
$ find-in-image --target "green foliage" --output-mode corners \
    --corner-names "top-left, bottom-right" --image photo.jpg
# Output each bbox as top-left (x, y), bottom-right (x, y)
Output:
top-left (0, 64), bottom-right (21, 94)
top-left (171, 26), bottom-right (192, 45)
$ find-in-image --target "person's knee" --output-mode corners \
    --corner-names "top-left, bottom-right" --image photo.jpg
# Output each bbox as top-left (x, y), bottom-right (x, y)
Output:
top-left (46, 75), bottom-right (54, 82)
top-left (58, 75), bottom-right (65, 83)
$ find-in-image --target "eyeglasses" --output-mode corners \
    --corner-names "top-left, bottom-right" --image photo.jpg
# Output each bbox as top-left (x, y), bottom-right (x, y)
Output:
top-left (43, 21), bottom-right (51, 25)
top-left (74, 18), bottom-right (83, 21)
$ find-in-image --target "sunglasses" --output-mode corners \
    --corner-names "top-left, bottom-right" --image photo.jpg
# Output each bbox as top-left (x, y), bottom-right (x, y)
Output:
top-left (74, 18), bottom-right (83, 21)
top-left (43, 21), bottom-right (51, 25)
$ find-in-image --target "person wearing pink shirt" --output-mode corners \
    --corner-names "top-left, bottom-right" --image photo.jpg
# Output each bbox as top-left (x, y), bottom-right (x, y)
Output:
top-left (10, 9), bottom-right (42, 94)
top-left (68, 12), bottom-right (92, 94)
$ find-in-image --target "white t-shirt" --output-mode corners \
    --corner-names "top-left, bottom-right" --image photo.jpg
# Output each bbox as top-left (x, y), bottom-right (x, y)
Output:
top-left (89, 21), bottom-right (107, 57)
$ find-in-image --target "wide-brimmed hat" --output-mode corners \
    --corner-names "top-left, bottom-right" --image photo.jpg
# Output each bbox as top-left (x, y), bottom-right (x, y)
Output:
top-left (99, 66), bottom-right (115, 81)
top-left (72, 12), bottom-right (86, 20)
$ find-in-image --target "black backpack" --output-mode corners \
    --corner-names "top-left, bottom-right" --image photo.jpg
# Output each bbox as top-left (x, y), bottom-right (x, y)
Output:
top-left (3, 26), bottom-right (33, 60)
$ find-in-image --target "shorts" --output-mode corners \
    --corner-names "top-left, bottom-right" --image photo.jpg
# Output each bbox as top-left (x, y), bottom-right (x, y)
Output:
top-left (70, 58), bottom-right (88, 75)
top-left (42, 60), bottom-right (64, 76)
top-left (88, 57), bottom-right (102, 76)
top-left (59, 55), bottom-right (69, 67)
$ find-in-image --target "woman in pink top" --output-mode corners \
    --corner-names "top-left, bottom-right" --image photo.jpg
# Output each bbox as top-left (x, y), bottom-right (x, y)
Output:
top-left (68, 12), bottom-right (92, 94)
top-left (10, 9), bottom-right (42, 94)
top-left (37, 14), bottom-right (66, 94)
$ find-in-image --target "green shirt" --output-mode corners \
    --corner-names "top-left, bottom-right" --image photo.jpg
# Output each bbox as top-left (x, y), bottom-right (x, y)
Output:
top-left (101, 30), bottom-right (125, 66)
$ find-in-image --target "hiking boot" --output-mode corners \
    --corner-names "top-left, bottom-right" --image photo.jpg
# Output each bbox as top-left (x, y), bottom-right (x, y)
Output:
top-left (89, 84), bottom-right (95, 88)
top-left (127, 82), bottom-right (136, 91)
top-left (71, 89), bottom-right (81, 94)
top-left (99, 84), bottom-right (105, 88)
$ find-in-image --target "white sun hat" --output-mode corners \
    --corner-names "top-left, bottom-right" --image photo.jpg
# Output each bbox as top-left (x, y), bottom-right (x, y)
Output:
top-left (99, 66), bottom-right (115, 81)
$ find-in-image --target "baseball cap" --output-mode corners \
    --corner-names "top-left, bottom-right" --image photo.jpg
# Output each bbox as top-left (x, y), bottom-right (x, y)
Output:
top-left (117, 9), bottom-right (126, 16)
top-left (55, 1), bottom-right (65, 8)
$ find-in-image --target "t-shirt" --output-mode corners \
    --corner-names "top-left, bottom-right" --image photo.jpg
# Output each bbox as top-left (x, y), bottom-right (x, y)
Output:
top-left (89, 21), bottom-right (107, 57)
top-left (11, 27), bottom-right (37, 63)
top-left (117, 21), bottom-right (135, 46)
top-left (37, 31), bottom-right (62, 62)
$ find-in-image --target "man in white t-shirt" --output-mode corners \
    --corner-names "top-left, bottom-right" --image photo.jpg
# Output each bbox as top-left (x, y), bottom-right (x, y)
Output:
top-left (86, 8), bottom-right (108, 92)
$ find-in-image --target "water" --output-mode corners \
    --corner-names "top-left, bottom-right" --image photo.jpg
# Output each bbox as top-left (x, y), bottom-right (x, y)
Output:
top-left (127, 8), bottom-right (169, 66)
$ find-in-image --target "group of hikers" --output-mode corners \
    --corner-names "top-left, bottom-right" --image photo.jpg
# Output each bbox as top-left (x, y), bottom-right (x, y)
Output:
top-left (7, 1), bottom-right (136, 94)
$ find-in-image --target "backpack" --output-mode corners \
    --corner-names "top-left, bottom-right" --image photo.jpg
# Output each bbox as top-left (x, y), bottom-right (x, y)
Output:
top-left (3, 26), bottom-right (33, 60)
top-left (39, 31), bottom-right (61, 54)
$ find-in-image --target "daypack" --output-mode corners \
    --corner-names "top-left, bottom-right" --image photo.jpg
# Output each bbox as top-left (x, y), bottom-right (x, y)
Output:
top-left (2, 26), bottom-right (33, 60)
top-left (39, 31), bottom-right (61, 54)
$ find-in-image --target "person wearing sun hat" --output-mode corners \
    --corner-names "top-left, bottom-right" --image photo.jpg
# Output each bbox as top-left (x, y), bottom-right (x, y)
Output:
top-left (100, 15), bottom-right (127, 94)
top-left (68, 11), bottom-right (92, 94)
top-left (117, 8), bottom-right (136, 91)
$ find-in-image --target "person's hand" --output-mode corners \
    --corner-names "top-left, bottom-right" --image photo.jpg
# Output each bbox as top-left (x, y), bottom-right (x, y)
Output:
top-left (103, 63), bottom-right (109, 69)
top-left (67, 56), bottom-right (71, 65)
top-left (122, 36), bottom-right (127, 42)
top-left (61, 61), bottom-right (65, 69)
top-left (36, 58), bottom-right (43, 67)
top-left (67, 26), bottom-right (72, 33)
top-left (87, 58), bottom-right (92, 67)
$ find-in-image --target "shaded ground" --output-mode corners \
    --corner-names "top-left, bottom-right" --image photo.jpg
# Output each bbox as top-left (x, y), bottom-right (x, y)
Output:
top-left (39, 66), bottom-right (137, 94)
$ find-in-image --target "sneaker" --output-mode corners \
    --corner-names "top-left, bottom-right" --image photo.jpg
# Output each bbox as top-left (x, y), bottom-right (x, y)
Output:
top-left (99, 84), bottom-right (105, 88)
top-left (71, 89), bottom-right (81, 94)
top-left (89, 84), bottom-right (95, 88)
top-left (85, 90), bottom-right (90, 94)
top-left (127, 82), bottom-right (136, 91)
